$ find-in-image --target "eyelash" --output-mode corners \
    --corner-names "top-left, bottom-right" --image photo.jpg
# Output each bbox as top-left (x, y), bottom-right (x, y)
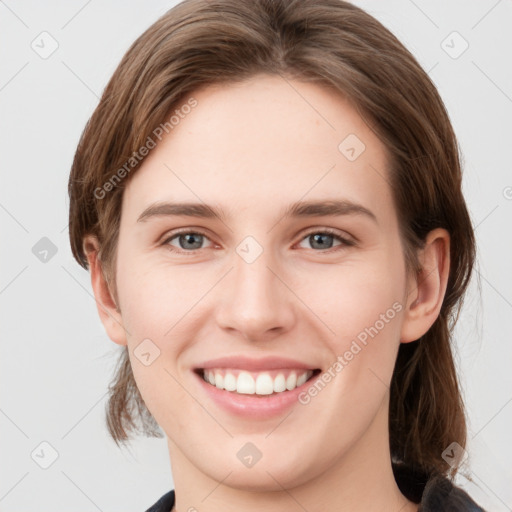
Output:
top-left (160, 227), bottom-right (356, 255)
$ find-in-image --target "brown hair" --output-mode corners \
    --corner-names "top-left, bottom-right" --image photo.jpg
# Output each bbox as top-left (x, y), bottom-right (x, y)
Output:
top-left (68, 0), bottom-right (476, 480)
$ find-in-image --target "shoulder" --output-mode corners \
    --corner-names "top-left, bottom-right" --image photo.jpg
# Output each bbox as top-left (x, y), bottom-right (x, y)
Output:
top-left (144, 489), bottom-right (175, 512)
top-left (419, 472), bottom-right (486, 512)
top-left (393, 463), bottom-right (486, 512)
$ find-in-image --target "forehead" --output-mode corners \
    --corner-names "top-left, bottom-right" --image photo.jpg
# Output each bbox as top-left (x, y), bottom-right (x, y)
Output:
top-left (122, 73), bottom-right (393, 223)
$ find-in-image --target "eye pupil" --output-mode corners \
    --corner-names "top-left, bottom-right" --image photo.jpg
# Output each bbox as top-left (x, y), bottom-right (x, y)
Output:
top-left (180, 233), bottom-right (203, 250)
top-left (310, 233), bottom-right (334, 249)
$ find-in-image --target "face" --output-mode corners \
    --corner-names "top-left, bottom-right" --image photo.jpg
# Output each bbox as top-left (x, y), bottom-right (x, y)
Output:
top-left (109, 74), bottom-right (414, 489)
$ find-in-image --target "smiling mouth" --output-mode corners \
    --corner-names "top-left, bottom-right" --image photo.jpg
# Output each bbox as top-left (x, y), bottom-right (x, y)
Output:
top-left (194, 368), bottom-right (321, 396)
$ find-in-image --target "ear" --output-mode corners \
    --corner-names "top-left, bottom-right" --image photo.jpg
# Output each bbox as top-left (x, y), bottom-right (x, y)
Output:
top-left (400, 228), bottom-right (450, 343)
top-left (83, 234), bottom-right (127, 346)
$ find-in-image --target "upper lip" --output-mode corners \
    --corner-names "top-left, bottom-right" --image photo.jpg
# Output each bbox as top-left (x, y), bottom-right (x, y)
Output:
top-left (196, 355), bottom-right (319, 372)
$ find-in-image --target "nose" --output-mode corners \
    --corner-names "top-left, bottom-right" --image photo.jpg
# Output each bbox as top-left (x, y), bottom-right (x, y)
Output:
top-left (215, 243), bottom-right (296, 342)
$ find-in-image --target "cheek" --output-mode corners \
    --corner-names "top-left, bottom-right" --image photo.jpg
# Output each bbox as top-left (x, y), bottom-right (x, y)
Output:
top-left (305, 252), bottom-right (406, 407)
top-left (307, 255), bottom-right (405, 346)
top-left (118, 261), bottom-right (201, 428)
top-left (116, 252), bottom-right (204, 341)
top-left (294, 260), bottom-right (405, 446)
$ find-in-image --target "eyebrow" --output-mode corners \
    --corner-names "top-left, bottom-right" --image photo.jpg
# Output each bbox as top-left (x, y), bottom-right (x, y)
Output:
top-left (136, 199), bottom-right (377, 224)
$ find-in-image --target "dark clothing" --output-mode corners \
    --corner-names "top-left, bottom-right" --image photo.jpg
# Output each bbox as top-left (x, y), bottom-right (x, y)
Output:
top-left (393, 464), bottom-right (486, 511)
top-left (145, 465), bottom-right (486, 511)
top-left (145, 490), bottom-right (174, 512)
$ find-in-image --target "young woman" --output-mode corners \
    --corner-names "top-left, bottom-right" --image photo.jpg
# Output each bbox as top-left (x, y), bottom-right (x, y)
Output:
top-left (68, 0), bottom-right (485, 510)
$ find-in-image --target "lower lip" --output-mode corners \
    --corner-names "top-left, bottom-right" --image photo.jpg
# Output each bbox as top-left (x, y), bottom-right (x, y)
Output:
top-left (194, 370), bottom-right (320, 419)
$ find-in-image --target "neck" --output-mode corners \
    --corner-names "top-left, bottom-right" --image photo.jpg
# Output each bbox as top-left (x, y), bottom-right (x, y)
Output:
top-left (167, 398), bottom-right (418, 512)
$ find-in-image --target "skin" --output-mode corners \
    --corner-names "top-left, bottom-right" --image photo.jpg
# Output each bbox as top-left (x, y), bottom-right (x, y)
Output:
top-left (85, 73), bottom-right (450, 512)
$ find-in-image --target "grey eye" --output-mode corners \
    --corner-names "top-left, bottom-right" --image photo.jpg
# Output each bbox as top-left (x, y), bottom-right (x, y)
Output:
top-left (167, 232), bottom-right (208, 251)
top-left (298, 231), bottom-right (347, 251)
top-left (307, 233), bottom-right (337, 250)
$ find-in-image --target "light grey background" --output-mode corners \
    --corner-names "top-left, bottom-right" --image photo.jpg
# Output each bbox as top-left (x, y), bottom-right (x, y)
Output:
top-left (1, 1), bottom-right (511, 511)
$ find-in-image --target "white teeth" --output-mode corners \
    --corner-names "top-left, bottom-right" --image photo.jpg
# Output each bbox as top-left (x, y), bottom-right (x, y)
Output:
top-left (296, 372), bottom-right (308, 387)
top-left (202, 369), bottom-right (314, 395)
top-left (273, 373), bottom-right (286, 393)
top-left (255, 373), bottom-right (274, 395)
top-left (237, 371), bottom-right (255, 394)
top-left (223, 372), bottom-right (237, 391)
top-left (286, 373), bottom-right (297, 390)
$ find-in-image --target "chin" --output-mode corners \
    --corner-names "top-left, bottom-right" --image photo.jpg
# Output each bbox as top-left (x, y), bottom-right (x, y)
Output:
top-left (202, 442), bottom-right (325, 492)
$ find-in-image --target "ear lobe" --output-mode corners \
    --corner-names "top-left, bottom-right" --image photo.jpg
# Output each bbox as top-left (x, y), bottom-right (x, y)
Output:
top-left (400, 228), bottom-right (450, 343)
top-left (83, 234), bottom-right (128, 346)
